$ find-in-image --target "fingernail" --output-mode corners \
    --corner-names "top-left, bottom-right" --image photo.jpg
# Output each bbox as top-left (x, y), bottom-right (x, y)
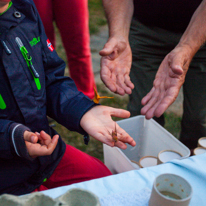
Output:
top-left (31, 136), bottom-right (36, 142)
top-left (35, 132), bottom-right (40, 135)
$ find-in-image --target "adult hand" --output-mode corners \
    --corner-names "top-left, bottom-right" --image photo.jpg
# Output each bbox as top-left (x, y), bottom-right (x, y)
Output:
top-left (141, 45), bottom-right (192, 119)
top-left (99, 37), bottom-right (134, 95)
top-left (80, 105), bottom-right (136, 150)
top-left (24, 130), bottom-right (59, 158)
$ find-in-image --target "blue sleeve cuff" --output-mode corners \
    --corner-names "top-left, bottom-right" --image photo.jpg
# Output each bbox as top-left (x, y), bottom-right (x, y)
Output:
top-left (9, 123), bottom-right (34, 161)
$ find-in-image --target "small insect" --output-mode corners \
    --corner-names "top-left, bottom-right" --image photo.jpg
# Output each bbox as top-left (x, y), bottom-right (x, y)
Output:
top-left (93, 86), bottom-right (114, 104)
top-left (106, 122), bottom-right (118, 142)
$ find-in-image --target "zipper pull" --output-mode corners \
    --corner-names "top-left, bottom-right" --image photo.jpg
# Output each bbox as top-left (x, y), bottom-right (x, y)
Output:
top-left (29, 61), bottom-right (39, 78)
top-left (15, 37), bottom-right (23, 48)
top-left (15, 37), bottom-right (39, 78)
top-left (15, 37), bottom-right (41, 90)
top-left (1, 40), bottom-right (11, 55)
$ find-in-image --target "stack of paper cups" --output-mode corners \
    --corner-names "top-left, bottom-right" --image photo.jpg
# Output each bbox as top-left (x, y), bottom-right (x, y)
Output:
top-left (138, 156), bottom-right (158, 168)
top-left (198, 137), bottom-right (206, 148)
top-left (130, 160), bottom-right (140, 169)
top-left (157, 150), bottom-right (182, 164)
top-left (193, 137), bottom-right (206, 155)
top-left (193, 147), bottom-right (206, 155)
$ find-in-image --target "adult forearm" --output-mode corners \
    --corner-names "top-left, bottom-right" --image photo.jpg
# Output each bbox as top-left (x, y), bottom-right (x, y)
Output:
top-left (102, 0), bottom-right (134, 38)
top-left (178, 0), bottom-right (206, 59)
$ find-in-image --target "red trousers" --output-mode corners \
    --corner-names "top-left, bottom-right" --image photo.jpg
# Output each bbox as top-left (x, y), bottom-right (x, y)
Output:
top-left (33, 145), bottom-right (112, 192)
top-left (33, 0), bottom-right (96, 99)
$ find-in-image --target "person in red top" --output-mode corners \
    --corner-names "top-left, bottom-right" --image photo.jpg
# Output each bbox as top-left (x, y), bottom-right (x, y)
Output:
top-left (33, 0), bottom-right (96, 99)
top-left (99, 0), bottom-right (206, 150)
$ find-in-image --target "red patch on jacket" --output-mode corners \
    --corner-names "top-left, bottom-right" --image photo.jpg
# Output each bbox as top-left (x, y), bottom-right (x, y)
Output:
top-left (46, 39), bottom-right (54, 52)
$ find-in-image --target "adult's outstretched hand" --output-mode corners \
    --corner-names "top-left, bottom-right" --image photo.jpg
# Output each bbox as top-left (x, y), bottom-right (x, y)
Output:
top-left (99, 37), bottom-right (134, 95)
top-left (141, 45), bottom-right (192, 119)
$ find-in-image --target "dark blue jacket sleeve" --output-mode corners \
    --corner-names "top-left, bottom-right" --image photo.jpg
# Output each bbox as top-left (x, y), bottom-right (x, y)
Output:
top-left (0, 120), bottom-right (32, 160)
top-left (0, 119), bottom-right (14, 158)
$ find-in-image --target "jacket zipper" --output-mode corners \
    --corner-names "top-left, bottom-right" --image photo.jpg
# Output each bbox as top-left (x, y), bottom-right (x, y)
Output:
top-left (15, 37), bottom-right (41, 90)
top-left (0, 94), bottom-right (6, 109)
top-left (1, 40), bottom-right (12, 55)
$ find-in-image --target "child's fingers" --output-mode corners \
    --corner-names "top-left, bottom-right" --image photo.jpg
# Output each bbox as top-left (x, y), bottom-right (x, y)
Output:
top-left (25, 135), bottom-right (59, 157)
top-left (35, 132), bottom-right (44, 145)
top-left (109, 107), bottom-right (130, 119)
top-left (116, 131), bottom-right (136, 148)
top-left (112, 125), bottom-right (136, 148)
top-left (96, 125), bottom-right (136, 150)
top-left (47, 135), bottom-right (59, 151)
top-left (39, 130), bottom-right (52, 145)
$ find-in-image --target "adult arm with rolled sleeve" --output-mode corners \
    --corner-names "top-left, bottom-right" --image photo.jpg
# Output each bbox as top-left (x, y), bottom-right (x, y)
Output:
top-left (141, 0), bottom-right (206, 119)
top-left (99, 0), bottom-right (134, 95)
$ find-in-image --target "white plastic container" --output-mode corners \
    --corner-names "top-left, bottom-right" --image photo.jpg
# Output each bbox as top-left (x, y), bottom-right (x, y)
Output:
top-left (103, 115), bottom-right (190, 174)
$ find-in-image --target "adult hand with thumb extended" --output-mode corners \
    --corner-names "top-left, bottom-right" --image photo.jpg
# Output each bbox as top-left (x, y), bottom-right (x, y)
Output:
top-left (141, 45), bottom-right (192, 119)
top-left (99, 37), bottom-right (134, 95)
top-left (24, 130), bottom-right (59, 158)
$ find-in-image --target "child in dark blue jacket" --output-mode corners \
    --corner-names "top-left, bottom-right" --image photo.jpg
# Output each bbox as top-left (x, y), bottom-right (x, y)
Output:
top-left (0, 0), bottom-right (136, 195)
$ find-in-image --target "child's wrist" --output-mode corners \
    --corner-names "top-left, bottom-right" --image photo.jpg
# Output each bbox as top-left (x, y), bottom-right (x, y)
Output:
top-left (9, 123), bottom-right (33, 160)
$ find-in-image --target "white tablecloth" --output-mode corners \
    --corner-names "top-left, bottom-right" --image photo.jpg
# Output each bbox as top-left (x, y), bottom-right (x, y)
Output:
top-left (42, 153), bottom-right (206, 205)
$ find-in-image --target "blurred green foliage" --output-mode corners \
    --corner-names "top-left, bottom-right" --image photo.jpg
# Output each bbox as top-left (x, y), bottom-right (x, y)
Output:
top-left (88, 0), bottom-right (107, 34)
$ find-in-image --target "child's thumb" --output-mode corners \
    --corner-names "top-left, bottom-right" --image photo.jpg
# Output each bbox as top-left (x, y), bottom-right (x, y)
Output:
top-left (24, 131), bottom-right (38, 143)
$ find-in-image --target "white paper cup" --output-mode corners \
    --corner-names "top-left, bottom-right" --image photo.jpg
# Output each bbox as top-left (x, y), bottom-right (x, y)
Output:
top-left (193, 147), bottom-right (206, 155)
top-left (131, 160), bottom-right (140, 169)
top-left (198, 137), bottom-right (206, 148)
top-left (138, 156), bottom-right (158, 168)
top-left (149, 173), bottom-right (192, 206)
top-left (158, 150), bottom-right (182, 164)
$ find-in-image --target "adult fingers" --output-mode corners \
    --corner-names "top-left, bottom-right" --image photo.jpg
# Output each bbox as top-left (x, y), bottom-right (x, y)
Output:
top-left (141, 87), bottom-right (155, 107)
top-left (100, 59), bottom-right (117, 93)
top-left (154, 87), bottom-right (180, 117)
top-left (124, 75), bottom-right (134, 94)
top-left (116, 73), bottom-right (130, 95)
top-left (141, 90), bottom-right (160, 117)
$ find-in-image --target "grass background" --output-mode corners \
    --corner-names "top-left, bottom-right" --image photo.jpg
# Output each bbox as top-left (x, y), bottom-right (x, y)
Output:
top-left (53, 0), bottom-right (182, 163)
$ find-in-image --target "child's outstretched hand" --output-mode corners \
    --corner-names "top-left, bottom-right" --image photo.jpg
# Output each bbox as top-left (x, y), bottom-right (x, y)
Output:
top-left (80, 105), bottom-right (136, 149)
top-left (24, 130), bottom-right (59, 158)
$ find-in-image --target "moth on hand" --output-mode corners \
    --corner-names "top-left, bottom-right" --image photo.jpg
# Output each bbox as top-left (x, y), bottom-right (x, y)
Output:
top-left (107, 122), bottom-right (118, 142)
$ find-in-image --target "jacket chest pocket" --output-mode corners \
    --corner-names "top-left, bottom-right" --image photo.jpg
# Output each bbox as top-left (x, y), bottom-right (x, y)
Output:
top-left (15, 37), bottom-right (41, 91)
top-left (5, 34), bottom-right (44, 96)
top-left (15, 37), bottom-right (41, 90)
